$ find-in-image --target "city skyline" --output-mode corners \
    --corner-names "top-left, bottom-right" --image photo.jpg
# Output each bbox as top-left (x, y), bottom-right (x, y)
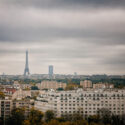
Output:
top-left (0, 0), bottom-right (125, 75)
top-left (0, 50), bottom-right (125, 76)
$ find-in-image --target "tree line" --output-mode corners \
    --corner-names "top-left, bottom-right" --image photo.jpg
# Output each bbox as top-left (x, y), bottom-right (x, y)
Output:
top-left (0, 108), bottom-right (125, 125)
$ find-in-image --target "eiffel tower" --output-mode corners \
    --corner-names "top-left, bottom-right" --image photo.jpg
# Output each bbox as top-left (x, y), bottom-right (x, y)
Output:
top-left (24, 50), bottom-right (30, 76)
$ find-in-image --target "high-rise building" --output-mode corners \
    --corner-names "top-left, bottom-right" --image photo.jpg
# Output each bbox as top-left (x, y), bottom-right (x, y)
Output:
top-left (24, 50), bottom-right (30, 76)
top-left (48, 65), bottom-right (53, 79)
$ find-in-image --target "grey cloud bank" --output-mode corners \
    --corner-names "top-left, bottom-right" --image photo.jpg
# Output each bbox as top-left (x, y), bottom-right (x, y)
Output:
top-left (0, 0), bottom-right (125, 75)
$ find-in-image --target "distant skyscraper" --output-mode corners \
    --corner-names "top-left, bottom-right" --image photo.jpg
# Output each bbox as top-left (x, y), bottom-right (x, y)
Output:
top-left (24, 50), bottom-right (30, 76)
top-left (48, 65), bottom-right (53, 79)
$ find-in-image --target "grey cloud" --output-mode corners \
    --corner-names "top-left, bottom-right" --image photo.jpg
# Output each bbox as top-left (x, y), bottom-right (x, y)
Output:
top-left (1, 0), bottom-right (125, 9)
top-left (0, 5), bottom-right (125, 45)
top-left (0, 0), bottom-right (125, 74)
top-left (99, 51), bottom-right (125, 66)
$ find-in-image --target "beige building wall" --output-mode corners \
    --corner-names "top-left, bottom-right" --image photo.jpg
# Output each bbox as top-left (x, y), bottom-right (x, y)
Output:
top-left (35, 89), bottom-right (125, 117)
top-left (40, 81), bottom-right (66, 90)
top-left (80, 80), bottom-right (92, 89)
top-left (93, 83), bottom-right (114, 89)
top-left (13, 99), bottom-right (31, 117)
top-left (0, 99), bottom-right (13, 119)
top-left (12, 89), bottom-right (31, 100)
top-left (93, 83), bottom-right (105, 89)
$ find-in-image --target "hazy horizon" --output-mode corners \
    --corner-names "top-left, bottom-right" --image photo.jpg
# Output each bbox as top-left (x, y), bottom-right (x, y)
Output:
top-left (0, 0), bottom-right (125, 75)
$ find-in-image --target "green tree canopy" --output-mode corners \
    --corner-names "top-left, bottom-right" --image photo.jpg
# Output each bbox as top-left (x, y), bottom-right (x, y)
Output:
top-left (45, 110), bottom-right (55, 122)
top-left (7, 108), bottom-right (25, 125)
top-left (28, 108), bottom-right (44, 125)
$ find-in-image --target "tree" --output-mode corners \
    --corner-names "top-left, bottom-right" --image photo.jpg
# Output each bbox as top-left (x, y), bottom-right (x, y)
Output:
top-left (88, 115), bottom-right (100, 124)
top-left (45, 119), bottom-right (59, 125)
top-left (72, 120), bottom-right (88, 125)
top-left (7, 108), bottom-right (25, 125)
top-left (111, 115), bottom-right (125, 125)
top-left (45, 110), bottom-right (55, 122)
top-left (31, 86), bottom-right (39, 90)
top-left (59, 121), bottom-right (72, 125)
top-left (0, 117), bottom-right (3, 125)
top-left (0, 91), bottom-right (5, 99)
top-left (56, 117), bottom-right (66, 122)
top-left (97, 108), bottom-right (111, 125)
top-left (65, 83), bottom-right (78, 90)
top-left (23, 120), bottom-right (30, 125)
top-left (72, 113), bottom-right (83, 121)
top-left (28, 108), bottom-right (44, 125)
top-left (62, 113), bottom-right (83, 122)
top-left (89, 123), bottom-right (101, 125)
top-left (56, 88), bottom-right (64, 91)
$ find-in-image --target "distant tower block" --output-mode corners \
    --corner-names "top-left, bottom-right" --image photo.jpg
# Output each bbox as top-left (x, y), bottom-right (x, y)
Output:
top-left (48, 65), bottom-right (53, 79)
top-left (24, 50), bottom-right (30, 76)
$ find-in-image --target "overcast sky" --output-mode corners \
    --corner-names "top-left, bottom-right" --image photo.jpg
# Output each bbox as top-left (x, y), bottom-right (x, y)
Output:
top-left (0, 0), bottom-right (125, 75)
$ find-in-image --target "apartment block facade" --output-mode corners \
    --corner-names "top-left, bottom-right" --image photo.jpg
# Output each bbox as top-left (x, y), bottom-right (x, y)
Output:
top-left (35, 89), bottom-right (125, 117)
top-left (93, 83), bottom-right (114, 89)
top-left (80, 80), bottom-right (93, 89)
top-left (0, 100), bottom-right (13, 119)
top-left (40, 81), bottom-right (67, 90)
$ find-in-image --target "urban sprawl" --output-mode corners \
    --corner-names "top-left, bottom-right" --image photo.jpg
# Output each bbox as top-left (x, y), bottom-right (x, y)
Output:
top-left (0, 51), bottom-right (125, 125)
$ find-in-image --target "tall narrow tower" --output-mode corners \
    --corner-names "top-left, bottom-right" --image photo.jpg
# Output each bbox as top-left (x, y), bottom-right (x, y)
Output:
top-left (48, 65), bottom-right (53, 79)
top-left (24, 50), bottom-right (30, 76)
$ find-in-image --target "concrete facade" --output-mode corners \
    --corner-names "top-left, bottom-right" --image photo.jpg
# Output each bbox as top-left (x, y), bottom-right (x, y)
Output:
top-left (35, 89), bottom-right (125, 117)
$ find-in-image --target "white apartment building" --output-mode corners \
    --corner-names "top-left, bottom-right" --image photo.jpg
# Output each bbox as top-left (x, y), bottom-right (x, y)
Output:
top-left (35, 89), bottom-right (125, 117)
top-left (12, 89), bottom-right (31, 100)
top-left (40, 81), bottom-right (67, 90)
top-left (0, 99), bottom-right (13, 119)
top-left (93, 83), bottom-right (114, 89)
top-left (0, 99), bottom-right (32, 120)
top-left (13, 99), bottom-right (31, 117)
